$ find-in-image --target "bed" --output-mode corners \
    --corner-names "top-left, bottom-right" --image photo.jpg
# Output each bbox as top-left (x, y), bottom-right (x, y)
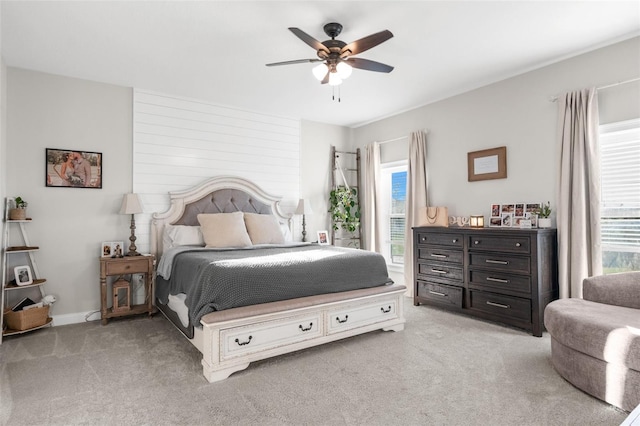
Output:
top-left (150, 176), bottom-right (406, 382)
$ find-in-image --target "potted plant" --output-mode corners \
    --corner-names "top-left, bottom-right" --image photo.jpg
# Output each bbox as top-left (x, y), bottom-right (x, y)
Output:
top-left (536, 201), bottom-right (552, 228)
top-left (329, 186), bottom-right (360, 234)
top-left (9, 197), bottom-right (28, 220)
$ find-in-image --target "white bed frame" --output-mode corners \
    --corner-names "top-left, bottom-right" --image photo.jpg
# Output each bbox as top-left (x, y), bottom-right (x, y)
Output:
top-left (151, 176), bottom-right (406, 382)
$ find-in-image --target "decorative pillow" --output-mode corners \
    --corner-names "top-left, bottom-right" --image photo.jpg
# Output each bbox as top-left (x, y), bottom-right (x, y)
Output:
top-left (162, 225), bottom-right (204, 250)
top-left (197, 212), bottom-right (252, 248)
top-left (244, 213), bottom-right (285, 244)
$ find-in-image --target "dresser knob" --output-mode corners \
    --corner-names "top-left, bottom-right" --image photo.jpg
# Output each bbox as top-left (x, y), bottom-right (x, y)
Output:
top-left (452, 239), bottom-right (458, 243)
top-left (516, 242), bottom-right (521, 247)
top-left (474, 240), bottom-right (480, 245)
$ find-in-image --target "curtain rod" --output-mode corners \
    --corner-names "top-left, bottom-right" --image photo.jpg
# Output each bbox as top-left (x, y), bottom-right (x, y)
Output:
top-left (548, 77), bottom-right (640, 102)
top-left (377, 129), bottom-right (429, 145)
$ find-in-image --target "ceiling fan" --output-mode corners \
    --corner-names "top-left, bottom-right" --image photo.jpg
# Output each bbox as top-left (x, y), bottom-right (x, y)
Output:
top-left (266, 22), bottom-right (394, 86)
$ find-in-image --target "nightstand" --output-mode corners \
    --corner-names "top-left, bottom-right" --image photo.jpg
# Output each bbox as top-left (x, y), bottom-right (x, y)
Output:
top-left (99, 255), bottom-right (155, 325)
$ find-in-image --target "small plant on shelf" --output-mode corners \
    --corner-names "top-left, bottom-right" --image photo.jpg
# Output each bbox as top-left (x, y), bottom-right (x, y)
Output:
top-left (536, 201), bottom-right (551, 218)
top-left (14, 197), bottom-right (28, 209)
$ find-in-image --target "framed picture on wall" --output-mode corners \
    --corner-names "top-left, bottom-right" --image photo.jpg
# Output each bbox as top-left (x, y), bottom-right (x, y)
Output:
top-left (45, 148), bottom-right (102, 188)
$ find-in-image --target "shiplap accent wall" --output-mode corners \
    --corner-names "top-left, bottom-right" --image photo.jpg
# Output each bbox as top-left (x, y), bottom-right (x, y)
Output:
top-left (132, 89), bottom-right (301, 253)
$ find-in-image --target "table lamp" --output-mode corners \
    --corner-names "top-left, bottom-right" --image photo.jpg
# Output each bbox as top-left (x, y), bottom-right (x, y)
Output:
top-left (120, 193), bottom-right (144, 256)
top-left (295, 199), bottom-right (313, 242)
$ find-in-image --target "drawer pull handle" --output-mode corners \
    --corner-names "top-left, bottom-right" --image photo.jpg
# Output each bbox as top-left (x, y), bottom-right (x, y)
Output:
top-left (430, 269), bottom-right (448, 274)
top-left (235, 336), bottom-right (253, 346)
top-left (486, 277), bottom-right (510, 284)
top-left (515, 242), bottom-right (521, 247)
top-left (485, 259), bottom-right (509, 265)
top-left (429, 290), bottom-right (447, 297)
top-left (381, 306), bottom-right (392, 313)
top-left (486, 301), bottom-right (510, 309)
top-left (336, 315), bottom-right (349, 324)
top-left (430, 254), bottom-right (447, 258)
top-left (299, 322), bottom-right (313, 332)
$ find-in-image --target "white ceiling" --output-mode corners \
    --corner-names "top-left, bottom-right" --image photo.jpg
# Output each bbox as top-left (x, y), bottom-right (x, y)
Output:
top-left (2, 1), bottom-right (639, 128)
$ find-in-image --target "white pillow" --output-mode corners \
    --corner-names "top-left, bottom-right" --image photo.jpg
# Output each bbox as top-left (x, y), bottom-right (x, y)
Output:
top-left (197, 212), bottom-right (252, 248)
top-left (244, 213), bottom-right (285, 245)
top-left (162, 225), bottom-right (204, 250)
top-left (280, 223), bottom-right (293, 242)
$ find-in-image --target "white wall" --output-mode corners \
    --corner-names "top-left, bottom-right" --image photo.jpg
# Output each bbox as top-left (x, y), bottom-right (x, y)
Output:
top-left (6, 68), bottom-right (132, 321)
top-left (299, 120), bottom-right (352, 241)
top-left (353, 37), bottom-right (640, 222)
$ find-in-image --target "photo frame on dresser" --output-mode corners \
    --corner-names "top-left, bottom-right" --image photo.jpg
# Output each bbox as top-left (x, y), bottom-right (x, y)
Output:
top-left (490, 203), bottom-right (541, 228)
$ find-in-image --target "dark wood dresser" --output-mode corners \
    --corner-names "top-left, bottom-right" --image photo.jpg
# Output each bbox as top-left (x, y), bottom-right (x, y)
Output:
top-left (413, 226), bottom-right (558, 336)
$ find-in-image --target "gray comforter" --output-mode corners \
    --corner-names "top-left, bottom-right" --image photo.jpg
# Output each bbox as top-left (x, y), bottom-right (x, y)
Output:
top-left (156, 244), bottom-right (393, 325)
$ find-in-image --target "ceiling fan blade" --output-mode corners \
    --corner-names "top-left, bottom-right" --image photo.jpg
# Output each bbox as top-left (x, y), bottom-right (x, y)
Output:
top-left (289, 27), bottom-right (330, 54)
top-left (341, 30), bottom-right (393, 56)
top-left (345, 57), bottom-right (394, 73)
top-left (266, 58), bottom-right (323, 67)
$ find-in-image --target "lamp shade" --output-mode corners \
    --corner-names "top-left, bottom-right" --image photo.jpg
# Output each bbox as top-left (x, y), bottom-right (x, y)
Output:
top-left (119, 193), bottom-right (144, 215)
top-left (295, 199), bottom-right (313, 215)
top-left (312, 63), bottom-right (328, 81)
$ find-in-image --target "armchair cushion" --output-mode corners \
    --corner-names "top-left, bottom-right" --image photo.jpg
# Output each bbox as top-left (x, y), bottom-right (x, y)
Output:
top-left (545, 298), bottom-right (640, 371)
top-left (583, 272), bottom-right (640, 309)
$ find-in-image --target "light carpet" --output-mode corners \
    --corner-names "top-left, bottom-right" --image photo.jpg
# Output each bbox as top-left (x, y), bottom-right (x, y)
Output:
top-left (0, 298), bottom-right (629, 425)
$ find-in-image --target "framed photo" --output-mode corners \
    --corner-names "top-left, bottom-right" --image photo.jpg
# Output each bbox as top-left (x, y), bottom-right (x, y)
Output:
top-left (14, 265), bottom-right (33, 286)
top-left (468, 146), bottom-right (507, 182)
top-left (490, 202), bottom-right (541, 227)
top-left (317, 230), bottom-right (330, 245)
top-left (101, 241), bottom-right (124, 258)
top-left (46, 148), bottom-right (102, 188)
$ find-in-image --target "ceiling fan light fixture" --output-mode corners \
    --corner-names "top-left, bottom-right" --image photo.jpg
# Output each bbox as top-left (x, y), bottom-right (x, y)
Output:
top-left (328, 73), bottom-right (342, 86)
top-left (336, 62), bottom-right (352, 79)
top-left (312, 63), bottom-right (328, 81)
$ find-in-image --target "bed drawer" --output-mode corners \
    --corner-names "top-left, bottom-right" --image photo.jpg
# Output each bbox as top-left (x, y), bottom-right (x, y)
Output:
top-left (326, 297), bottom-right (399, 335)
top-left (220, 313), bottom-right (322, 360)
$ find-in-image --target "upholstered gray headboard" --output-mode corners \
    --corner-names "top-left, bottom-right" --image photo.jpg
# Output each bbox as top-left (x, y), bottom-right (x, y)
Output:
top-left (173, 188), bottom-right (273, 226)
top-left (150, 176), bottom-right (290, 257)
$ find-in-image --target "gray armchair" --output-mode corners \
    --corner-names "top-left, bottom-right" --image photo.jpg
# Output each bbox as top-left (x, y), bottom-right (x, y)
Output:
top-left (544, 271), bottom-right (640, 412)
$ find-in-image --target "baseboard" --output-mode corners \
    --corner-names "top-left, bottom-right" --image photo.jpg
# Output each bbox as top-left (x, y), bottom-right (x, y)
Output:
top-left (51, 310), bottom-right (101, 326)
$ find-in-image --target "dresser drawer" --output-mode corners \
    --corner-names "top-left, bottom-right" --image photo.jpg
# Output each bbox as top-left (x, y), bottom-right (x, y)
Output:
top-left (468, 290), bottom-right (531, 322)
top-left (417, 247), bottom-right (463, 264)
top-left (468, 235), bottom-right (530, 254)
top-left (469, 253), bottom-right (530, 274)
top-left (220, 313), bottom-right (322, 360)
top-left (326, 297), bottom-right (399, 335)
top-left (469, 270), bottom-right (531, 296)
top-left (416, 281), bottom-right (463, 308)
top-left (416, 232), bottom-right (463, 248)
top-left (417, 261), bottom-right (463, 282)
top-left (105, 258), bottom-right (150, 275)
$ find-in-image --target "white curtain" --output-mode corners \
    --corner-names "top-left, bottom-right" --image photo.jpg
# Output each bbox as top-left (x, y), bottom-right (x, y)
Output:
top-left (362, 143), bottom-right (382, 252)
top-left (557, 87), bottom-right (602, 298)
top-left (404, 131), bottom-right (428, 296)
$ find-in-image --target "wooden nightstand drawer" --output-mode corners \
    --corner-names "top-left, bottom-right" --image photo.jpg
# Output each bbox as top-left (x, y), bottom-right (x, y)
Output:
top-left (416, 232), bottom-right (463, 248)
top-left (469, 290), bottom-right (531, 322)
top-left (105, 258), bottom-right (150, 275)
top-left (417, 281), bottom-right (462, 308)
top-left (417, 247), bottom-right (463, 264)
top-left (468, 235), bottom-right (530, 254)
top-left (469, 253), bottom-right (530, 274)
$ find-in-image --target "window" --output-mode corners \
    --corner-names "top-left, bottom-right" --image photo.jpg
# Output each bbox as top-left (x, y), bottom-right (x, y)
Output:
top-left (599, 118), bottom-right (640, 273)
top-left (380, 161), bottom-right (407, 266)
